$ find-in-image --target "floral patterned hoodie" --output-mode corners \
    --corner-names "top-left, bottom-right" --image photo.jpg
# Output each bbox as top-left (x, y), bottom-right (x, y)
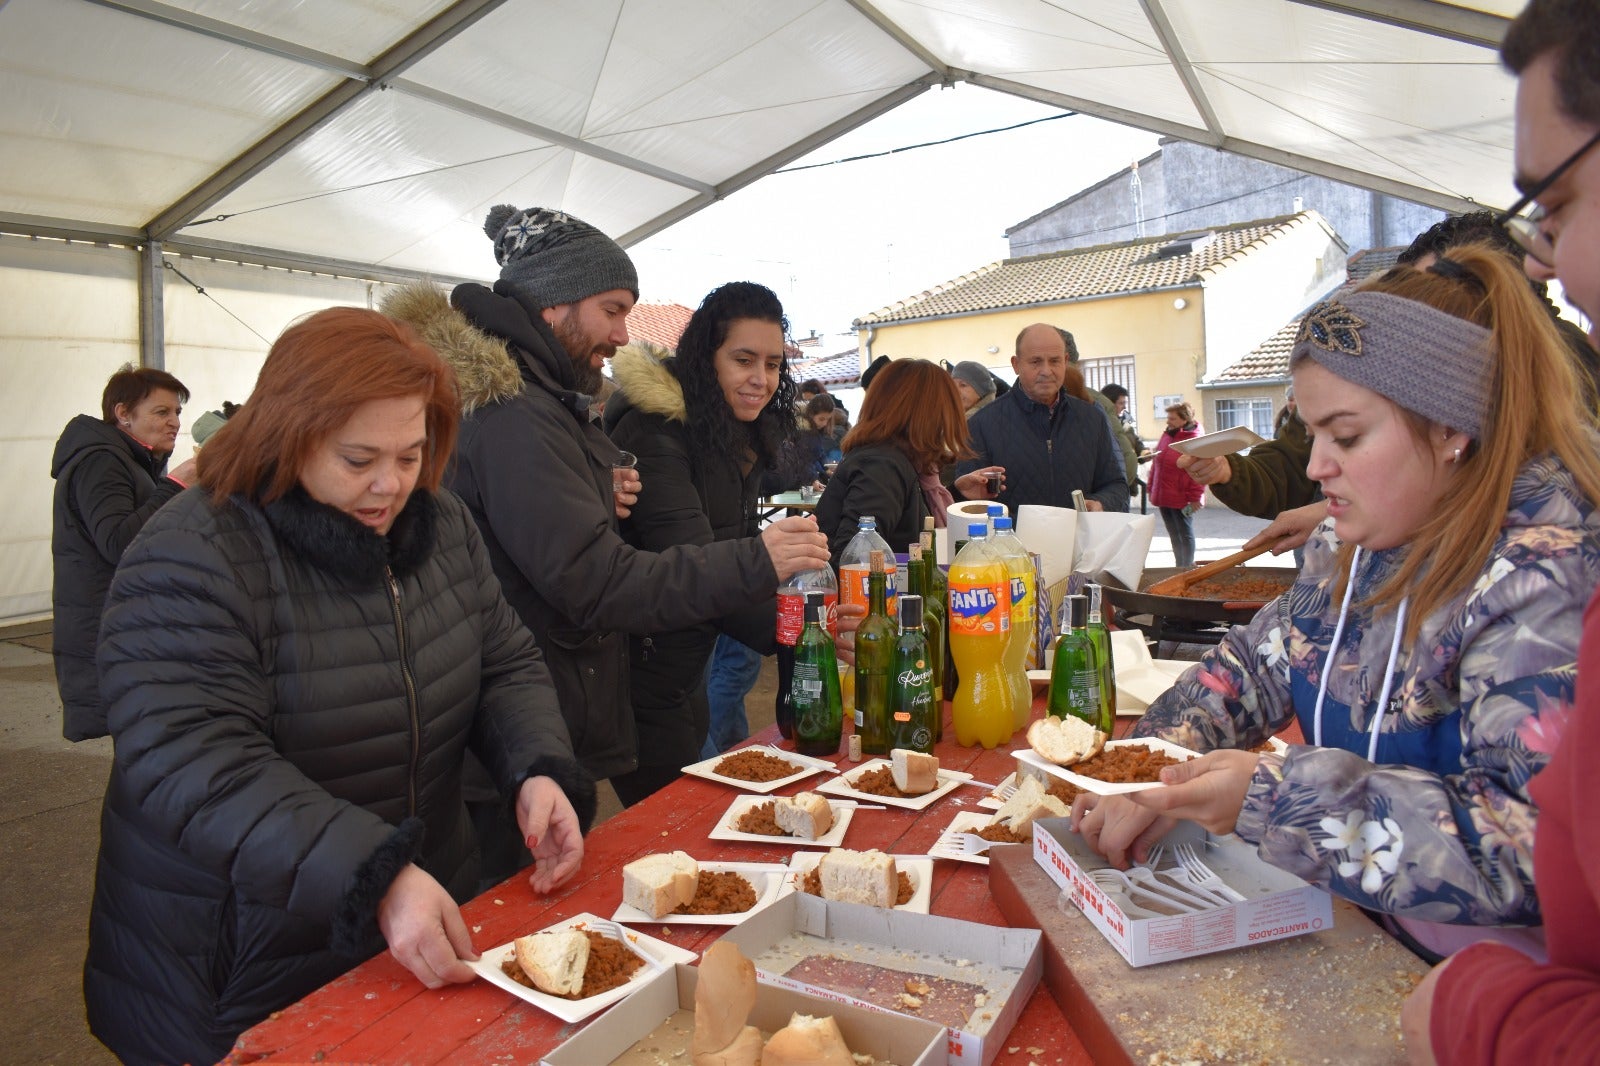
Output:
top-left (1135, 451), bottom-right (1600, 928)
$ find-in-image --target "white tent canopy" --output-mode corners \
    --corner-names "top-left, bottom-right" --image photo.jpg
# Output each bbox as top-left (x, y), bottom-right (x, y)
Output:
top-left (5, 1), bottom-right (1520, 300)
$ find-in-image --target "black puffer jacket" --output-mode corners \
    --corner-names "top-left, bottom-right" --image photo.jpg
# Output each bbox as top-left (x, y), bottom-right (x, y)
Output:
top-left (49, 414), bottom-right (183, 739)
top-left (954, 386), bottom-right (1130, 512)
top-left (815, 442), bottom-right (927, 569)
top-left (84, 486), bottom-right (591, 1066)
top-left (383, 283), bottom-right (778, 781)
top-left (604, 347), bottom-right (777, 768)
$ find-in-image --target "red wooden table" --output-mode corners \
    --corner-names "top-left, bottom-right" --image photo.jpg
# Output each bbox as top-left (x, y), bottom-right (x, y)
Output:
top-left (227, 705), bottom-right (1102, 1065)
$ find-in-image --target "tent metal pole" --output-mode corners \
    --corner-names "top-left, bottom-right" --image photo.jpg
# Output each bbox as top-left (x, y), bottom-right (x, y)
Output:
top-left (1283, 0), bottom-right (1507, 49)
top-left (139, 241), bottom-right (165, 370)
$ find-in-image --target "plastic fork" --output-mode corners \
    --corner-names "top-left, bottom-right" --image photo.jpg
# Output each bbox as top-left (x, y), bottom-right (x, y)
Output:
top-left (759, 744), bottom-right (841, 773)
top-left (1173, 843), bottom-right (1246, 902)
top-left (1123, 863), bottom-right (1218, 911)
top-left (955, 833), bottom-right (997, 855)
top-left (1088, 868), bottom-right (1207, 914)
top-left (986, 776), bottom-right (1019, 803)
top-left (584, 919), bottom-right (665, 972)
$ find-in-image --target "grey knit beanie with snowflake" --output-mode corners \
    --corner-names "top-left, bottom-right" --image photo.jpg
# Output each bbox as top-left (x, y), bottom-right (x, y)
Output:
top-left (483, 205), bottom-right (638, 310)
top-left (1289, 289), bottom-right (1492, 440)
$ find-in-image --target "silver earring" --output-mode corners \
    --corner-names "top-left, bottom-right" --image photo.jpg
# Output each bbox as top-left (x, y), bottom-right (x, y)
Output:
top-left (1452, 447), bottom-right (1461, 462)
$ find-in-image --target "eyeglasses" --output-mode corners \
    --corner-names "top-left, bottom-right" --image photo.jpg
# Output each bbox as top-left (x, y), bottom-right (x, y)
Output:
top-left (1497, 126), bottom-right (1600, 268)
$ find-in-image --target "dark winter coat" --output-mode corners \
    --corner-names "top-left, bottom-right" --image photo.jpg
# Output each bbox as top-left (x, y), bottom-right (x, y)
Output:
top-left (1148, 423), bottom-right (1206, 510)
top-left (84, 486), bottom-right (591, 1066)
top-left (605, 348), bottom-right (778, 768)
top-left (815, 442), bottom-right (926, 570)
top-left (49, 414), bottom-right (184, 740)
top-left (1209, 410), bottom-right (1320, 518)
top-left (382, 283), bottom-right (778, 781)
top-left (954, 386), bottom-right (1130, 512)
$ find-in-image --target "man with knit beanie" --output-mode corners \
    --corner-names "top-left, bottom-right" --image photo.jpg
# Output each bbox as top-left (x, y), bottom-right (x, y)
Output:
top-left (949, 360), bottom-right (997, 418)
top-left (383, 206), bottom-right (828, 847)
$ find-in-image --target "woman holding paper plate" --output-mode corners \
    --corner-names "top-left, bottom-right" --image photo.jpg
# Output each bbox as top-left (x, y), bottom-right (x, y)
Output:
top-left (1146, 401), bottom-right (1206, 568)
top-left (1072, 244), bottom-right (1600, 961)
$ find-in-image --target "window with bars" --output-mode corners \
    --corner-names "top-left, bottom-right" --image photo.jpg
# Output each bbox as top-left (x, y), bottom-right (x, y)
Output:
top-left (1214, 397), bottom-right (1276, 439)
top-left (1080, 355), bottom-right (1136, 417)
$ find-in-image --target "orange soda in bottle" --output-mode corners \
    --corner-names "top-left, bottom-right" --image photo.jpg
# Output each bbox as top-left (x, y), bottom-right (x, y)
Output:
top-left (989, 515), bottom-right (1035, 731)
top-left (838, 514), bottom-right (897, 618)
top-left (948, 522), bottom-right (1014, 748)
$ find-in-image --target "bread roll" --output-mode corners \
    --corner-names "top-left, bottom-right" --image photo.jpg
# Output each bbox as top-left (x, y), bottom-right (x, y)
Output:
top-left (773, 792), bottom-right (833, 840)
top-left (512, 928), bottom-right (588, 997)
top-left (623, 850), bottom-right (698, 918)
top-left (890, 748), bottom-right (939, 794)
top-left (761, 1013), bottom-right (855, 1066)
top-left (991, 774), bottom-right (1069, 834)
top-left (695, 1025), bottom-right (762, 1066)
top-left (818, 848), bottom-right (896, 908)
top-left (1026, 714), bottom-right (1107, 766)
top-left (694, 941), bottom-right (760, 1056)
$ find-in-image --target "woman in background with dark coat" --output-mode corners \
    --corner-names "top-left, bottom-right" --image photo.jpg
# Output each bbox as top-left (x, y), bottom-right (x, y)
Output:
top-left (49, 364), bottom-right (197, 740)
top-left (84, 308), bottom-right (591, 1066)
top-left (1147, 401), bottom-right (1206, 568)
top-left (605, 282), bottom-right (798, 803)
top-left (816, 357), bottom-right (990, 567)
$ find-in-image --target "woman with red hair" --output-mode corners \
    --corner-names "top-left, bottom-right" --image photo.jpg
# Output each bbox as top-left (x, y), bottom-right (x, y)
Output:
top-left (83, 307), bottom-right (591, 1066)
top-left (815, 358), bottom-right (995, 564)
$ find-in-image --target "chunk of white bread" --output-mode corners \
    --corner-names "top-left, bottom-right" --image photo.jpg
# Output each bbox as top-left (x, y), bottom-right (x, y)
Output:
top-left (622, 850), bottom-right (699, 918)
top-left (693, 940), bottom-right (763, 1066)
top-left (761, 1013), bottom-right (856, 1066)
top-left (773, 791), bottom-right (833, 840)
top-left (818, 848), bottom-right (896, 908)
top-left (512, 928), bottom-right (588, 997)
top-left (1026, 713), bottom-right (1106, 766)
top-left (991, 774), bottom-right (1070, 835)
top-left (889, 748), bottom-right (939, 794)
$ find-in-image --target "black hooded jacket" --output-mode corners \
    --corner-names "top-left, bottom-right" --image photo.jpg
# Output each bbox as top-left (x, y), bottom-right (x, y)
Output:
top-left (49, 413), bottom-right (183, 739)
top-left (382, 283), bottom-right (778, 781)
top-left (603, 346), bottom-right (777, 767)
top-left (84, 485), bottom-right (591, 1066)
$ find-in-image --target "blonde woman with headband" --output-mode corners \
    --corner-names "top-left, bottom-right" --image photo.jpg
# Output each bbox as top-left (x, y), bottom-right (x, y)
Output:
top-left (1073, 242), bottom-right (1600, 961)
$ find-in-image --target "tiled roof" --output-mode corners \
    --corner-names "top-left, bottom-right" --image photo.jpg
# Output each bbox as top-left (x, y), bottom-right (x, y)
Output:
top-left (1346, 245), bottom-right (1404, 281)
top-left (791, 348), bottom-right (861, 387)
top-left (1205, 244), bottom-right (1407, 386)
top-left (855, 213), bottom-right (1326, 326)
top-left (627, 302), bottom-right (693, 349)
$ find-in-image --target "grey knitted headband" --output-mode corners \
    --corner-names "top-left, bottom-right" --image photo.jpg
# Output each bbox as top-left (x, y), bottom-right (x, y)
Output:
top-left (1289, 289), bottom-right (1492, 440)
top-left (483, 205), bottom-right (639, 309)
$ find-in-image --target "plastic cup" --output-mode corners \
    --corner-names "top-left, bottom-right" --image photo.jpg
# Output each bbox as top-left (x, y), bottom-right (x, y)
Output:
top-left (612, 451), bottom-right (637, 493)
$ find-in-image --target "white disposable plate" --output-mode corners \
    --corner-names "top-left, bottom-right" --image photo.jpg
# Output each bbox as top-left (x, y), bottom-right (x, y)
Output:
top-left (816, 758), bottom-right (973, 811)
top-left (977, 771), bottom-right (1019, 811)
top-left (1014, 737), bottom-right (1201, 796)
top-left (468, 912), bottom-right (695, 1023)
top-left (611, 862), bottom-right (789, 926)
top-left (1167, 425), bottom-right (1267, 459)
top-left (785, 853), bottom-right (935, 914)
top-left (928, 810), bottom-right (998, 866)
top-left (707, 794), bottom-right (855, 848)
top-left (680, 747), bottom-right (840, 794)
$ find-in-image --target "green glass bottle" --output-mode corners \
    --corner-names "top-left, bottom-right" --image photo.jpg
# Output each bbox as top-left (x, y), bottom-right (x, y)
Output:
top-left (1046, 595), bottom-right (1109, 734)
top-left (854, 549), bottom-right (896, 756)
top-left (924, 520), bottom-right (957, 708)
top-left (908, 543), bottom-right (945, 698)
top-left (887, 594), bottom-right (936, 754)
top-left (792, 592), bottom-right (844, 756)
top-left (1085, 583), bottom-right (1117, 723)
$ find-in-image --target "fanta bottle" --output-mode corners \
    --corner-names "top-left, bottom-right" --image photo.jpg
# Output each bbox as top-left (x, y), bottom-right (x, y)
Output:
top-left (838, 515), bottom-right (897, 619)
top-left (990, 516), bottom-right (1035, 730)
top-left (948, 522), bottom-right (1013, 748)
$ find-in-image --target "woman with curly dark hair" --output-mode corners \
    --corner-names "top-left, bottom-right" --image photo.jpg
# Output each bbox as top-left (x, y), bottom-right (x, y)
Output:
top-left (604, 281), bottom-right (804, 803)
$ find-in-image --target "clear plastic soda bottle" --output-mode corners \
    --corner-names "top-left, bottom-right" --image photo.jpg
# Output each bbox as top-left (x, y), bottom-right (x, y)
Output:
top-left (948, 523), bottom-right (1014, 749)
top-left (838, 515), bottom-right (897, 618)
top-left (989, 515), bottom-right (1035, 730)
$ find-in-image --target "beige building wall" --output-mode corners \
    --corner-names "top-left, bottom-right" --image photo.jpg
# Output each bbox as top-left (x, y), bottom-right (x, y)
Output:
top-left (857, 286), bottom-right (1206, 442)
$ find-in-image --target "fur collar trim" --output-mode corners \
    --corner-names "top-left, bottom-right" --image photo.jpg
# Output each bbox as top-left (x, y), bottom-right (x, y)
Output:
top-left (263, 487), bottom-right (437, 584)
top-left (611, 342), bottom-right (686, 422)
top-left (382, 282), bottom-right (523, 414)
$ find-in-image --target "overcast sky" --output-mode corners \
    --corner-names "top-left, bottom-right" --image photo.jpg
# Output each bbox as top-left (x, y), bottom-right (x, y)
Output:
top-left (628, 83), bottom-right (1161, 343)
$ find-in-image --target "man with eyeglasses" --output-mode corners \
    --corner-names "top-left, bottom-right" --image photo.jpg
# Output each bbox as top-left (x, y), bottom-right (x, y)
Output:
top-left (1400, 4), bottom-right (1600, 1063)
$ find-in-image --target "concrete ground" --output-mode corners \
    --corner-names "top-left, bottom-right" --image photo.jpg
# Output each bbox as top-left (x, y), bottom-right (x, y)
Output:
top-left (0, 502), bottom-right (1267, 1063)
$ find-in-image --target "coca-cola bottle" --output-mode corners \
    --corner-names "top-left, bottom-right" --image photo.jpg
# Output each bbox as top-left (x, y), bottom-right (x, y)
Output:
top-left (775, 565), bottom-right (837, 739)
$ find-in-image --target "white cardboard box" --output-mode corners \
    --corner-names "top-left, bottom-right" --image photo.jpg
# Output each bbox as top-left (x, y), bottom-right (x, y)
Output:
top-left (1032, 816), bottom-right (1334, 967)
top-left (720, 892), bottom-right (1042, 1066)
top-left (541, 962), bottom-right (946, 1066)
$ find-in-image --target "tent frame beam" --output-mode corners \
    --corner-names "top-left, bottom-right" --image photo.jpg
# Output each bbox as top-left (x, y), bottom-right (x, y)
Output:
top-left (1138, 0), bottom-right (1224, 142)
top-left (142, 0), bottom-right (509, 241)
top-left (81, 0), bottom-right (370, 79)
top-left (1282, 0), bottom-right (1508, 49)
